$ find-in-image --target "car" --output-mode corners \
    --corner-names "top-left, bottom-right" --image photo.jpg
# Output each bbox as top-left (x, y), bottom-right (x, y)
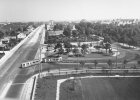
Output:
top-left (20, 59), bottom-right (40, 68)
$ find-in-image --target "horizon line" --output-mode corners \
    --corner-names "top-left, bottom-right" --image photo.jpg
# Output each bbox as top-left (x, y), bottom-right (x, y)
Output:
top-left (1, 18), bottom-right (140, 23)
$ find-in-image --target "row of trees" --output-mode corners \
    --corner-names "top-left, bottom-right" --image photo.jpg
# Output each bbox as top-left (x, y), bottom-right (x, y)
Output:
top-left (54, 41), bottom-right (94, 56)
top-left (78, 59), bottom-right (129, 70)
top-left (46, 21), bottom-right (140, 47)
top-left (45, 59), bottom-right (140, 76)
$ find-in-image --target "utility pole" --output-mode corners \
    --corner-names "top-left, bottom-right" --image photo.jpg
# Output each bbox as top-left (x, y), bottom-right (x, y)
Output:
top-left (39, 26), bottom-right (44, 78)
top-left (116, 47), bottom-right (118, 68)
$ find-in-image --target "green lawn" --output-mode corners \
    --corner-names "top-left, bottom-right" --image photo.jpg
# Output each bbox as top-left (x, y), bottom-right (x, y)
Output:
top-left (0, 53), bottom-right (5, 59)
top-left (35, 78), bottom-right (57, 100)
top-left (59, 48), bottom-right (140, 64)
top-left (61, 52), bottom-right (112, 60)
top-left (60, 77), bottom-right (140, 100)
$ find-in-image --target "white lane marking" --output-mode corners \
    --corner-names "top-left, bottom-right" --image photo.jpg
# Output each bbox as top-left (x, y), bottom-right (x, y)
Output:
top-left (11, 83), bottom-right (27, 85)
top-left (0, 81), bottom-right (13, 98)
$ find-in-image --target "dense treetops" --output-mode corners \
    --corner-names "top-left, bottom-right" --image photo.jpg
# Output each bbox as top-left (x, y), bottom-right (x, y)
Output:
top-left (63, 22), bottom-right (140, 46)
top-left (46, 21), bottom-right (140, 47)
top-left (0, 22), bottom-right (40, 39)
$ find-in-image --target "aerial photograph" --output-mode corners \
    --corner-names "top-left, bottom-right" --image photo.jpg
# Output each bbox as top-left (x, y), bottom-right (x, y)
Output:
top-left (0, 0), bottom-right (140, 100)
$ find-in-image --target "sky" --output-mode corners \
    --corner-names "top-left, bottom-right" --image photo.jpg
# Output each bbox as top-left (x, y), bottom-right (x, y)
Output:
top-left (0, 0), bottom-right (140, 22)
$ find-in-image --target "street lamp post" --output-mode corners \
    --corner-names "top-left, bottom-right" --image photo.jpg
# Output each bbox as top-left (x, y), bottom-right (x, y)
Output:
top-left (116, 47), bottom-right (118, 68)
top-left (39, 44), bottom-right (42, 78)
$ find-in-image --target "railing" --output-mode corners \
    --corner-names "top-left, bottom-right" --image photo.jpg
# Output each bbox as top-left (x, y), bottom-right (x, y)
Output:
top-left (39, 69), bottom-right (140, 78)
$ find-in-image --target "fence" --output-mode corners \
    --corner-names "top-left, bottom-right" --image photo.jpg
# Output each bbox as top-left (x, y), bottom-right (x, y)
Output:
top-left (39, 69), bottom-right (140, 78)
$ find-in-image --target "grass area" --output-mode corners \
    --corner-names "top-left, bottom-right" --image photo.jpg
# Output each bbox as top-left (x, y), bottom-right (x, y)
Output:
top-left (34, 73), bottom-right (140, 100)
top-left (123, 52), bottom-right (140, 62)
top-left (35, 75), bottom-right (74, 100)
top-left (35, 78), bottom-right (57, 100)
top-left (60, 77), bottom-right (140, 100)
top-left (0, 53), bottom-right (5, 59)
top-left (60, 48), bottom-right (140, 64)
top-left (60, 79), bottom-right (82, 100)
top-left (60, 50), bottom-right (123, 63)
top-left (61, 52), bottom-right (112, 59)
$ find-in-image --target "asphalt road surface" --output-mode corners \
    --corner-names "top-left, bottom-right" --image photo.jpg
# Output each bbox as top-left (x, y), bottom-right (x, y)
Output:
top-left (0, 25), bottom-right (44, 100)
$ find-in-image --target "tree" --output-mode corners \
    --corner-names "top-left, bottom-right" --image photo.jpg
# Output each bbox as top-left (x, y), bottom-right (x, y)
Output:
top-left (132, 64), bottom-right (137, 69)
top-left (10, 30), bottom-right (16, 36)
top-left (123, 59), bottom-right (128, 69)
top-left (58, 47), bottom-right (64, 55)
top-left (124, 36), bottom-right (131, 47)
top-left (74, 66), bottom-right (79, 74)
top-left (94, 45), bottom-right (101, 53)
top-left (64, 42), bottom-right (72, 52)
top-left (72, 30), bottom-right (78, 37)
top-left (93, 60), bottom-right (98, 69)
top-left (79, 61), bottom-right (85, 69)
top-left (0, 31), bottom-right (4, 39)
top-left (9, 38), bottom-right (17, 46)
top-left (129, 37), bottom-right (137, 47)
top-left (107, 59), bottom-right (113, 73)
top-left (103, 35), bottom-right (111, 43)
top-left (54, 43), bottom-right (62, 51)
top-left (63, 27), bottom-right (71, 37)
top-left (46, 67), bottom-right (50, 74)
top-left (73, 48), bottom-right (79, 55)
top-left (17, 27), bottom-right (23, 32)
top-left (102, 66), bottom-right (108, 75)
top-left (81, 44), bottom-right (88, 54)
top-left (104, 43), bottom-right (111, 54)
top-left (53, 23), bottom-right (63, 31)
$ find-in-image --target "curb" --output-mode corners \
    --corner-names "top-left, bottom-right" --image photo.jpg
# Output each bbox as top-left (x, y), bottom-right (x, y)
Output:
top-left (30, 76), bottom-right (38, 100)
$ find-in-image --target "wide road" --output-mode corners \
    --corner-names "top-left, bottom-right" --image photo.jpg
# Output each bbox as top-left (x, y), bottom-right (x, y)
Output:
top-left (0, 25), bottom-right (45, 100)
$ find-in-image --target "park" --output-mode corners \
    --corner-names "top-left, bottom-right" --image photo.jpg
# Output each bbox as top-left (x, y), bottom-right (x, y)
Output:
top-left (34, 21), bottom-right (140, 100)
